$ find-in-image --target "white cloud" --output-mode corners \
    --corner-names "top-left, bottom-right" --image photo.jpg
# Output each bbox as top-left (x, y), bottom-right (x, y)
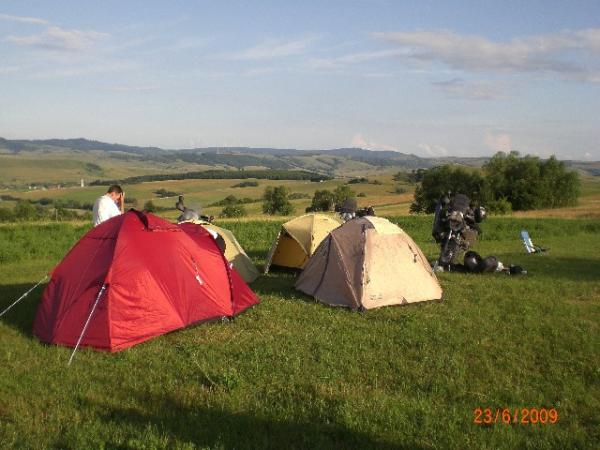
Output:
top-left (484, 132), bottom-right (512, 153)
top-left (372, 29), bottom-right (600, 82)
top-left (227, 37), bottom-right (315, 61)
top-left (418, 143), bottom-right (449, 157)
top-left (0, 13), bottom-right (47, 25)
top-left (432, 78), bottom-right (508, 100)
top-left (5, 26), bottom-right (108, 51)
top-left (307, 48), bottom-right (409, 71)
top-left (28, 60), bottom-right (137, 79)
top-left (351, 133), bottom-right (397, 151)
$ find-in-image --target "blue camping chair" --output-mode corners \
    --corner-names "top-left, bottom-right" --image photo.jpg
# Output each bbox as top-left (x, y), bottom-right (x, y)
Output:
top-left (520, 230), bottom-right (547, 254)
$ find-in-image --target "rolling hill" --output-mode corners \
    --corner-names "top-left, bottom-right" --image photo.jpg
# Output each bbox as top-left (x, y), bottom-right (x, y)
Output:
top-left (0, 137), bottom-right (597, 188)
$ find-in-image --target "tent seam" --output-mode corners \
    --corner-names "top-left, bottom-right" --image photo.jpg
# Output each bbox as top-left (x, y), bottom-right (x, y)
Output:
top-left (312, 236), bottom-right (333, 297)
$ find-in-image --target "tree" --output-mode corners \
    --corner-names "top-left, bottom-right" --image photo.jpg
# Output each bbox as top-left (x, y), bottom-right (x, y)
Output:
top-left (410, 165), bottom-right (485, 213)
top-left (262, 186), bottom-right (294, 215)
top-left (409, 153), bottom-right (580, 214)
top-left (482, 152), bottom-right (579, 210)
top-left (14, 200), bottom-right (37, 221)
top-left (231, 181), bottom-right (259, 188)
top-left (222, 195), bottom-right (239, 205)
top-left (0, 207), bottom-right (15, 222)
top-left (154, 188), bottom-right (179, 198)
top-left (333, 184), bottom-right (356, 205)
top-left (220, 204), bottom-right (247, 218)
top-left (124, 197), bottom-right (138, 207)
top-left (408, 169), bottom-right (428, 184)
top-left (308, 190), bottom-right (335, 212)
top-left (143, 200), bottom-right (156, 212)
top-left (394, 169), bottom-right (427, 183)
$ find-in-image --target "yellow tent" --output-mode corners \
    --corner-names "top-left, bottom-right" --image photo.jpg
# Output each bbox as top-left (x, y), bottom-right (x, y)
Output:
top-left (264, 214), bottom-right (342, 273)
top-left (182, 220), bottom-right (260, 283)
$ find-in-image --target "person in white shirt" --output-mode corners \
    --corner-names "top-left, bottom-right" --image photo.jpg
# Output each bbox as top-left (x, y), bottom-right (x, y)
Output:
top-left (92, 185), bottom-right (125, 226)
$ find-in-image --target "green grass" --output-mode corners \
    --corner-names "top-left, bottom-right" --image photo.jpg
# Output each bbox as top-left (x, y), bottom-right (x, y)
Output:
top-left (0, 217), bottom-right (599, 449)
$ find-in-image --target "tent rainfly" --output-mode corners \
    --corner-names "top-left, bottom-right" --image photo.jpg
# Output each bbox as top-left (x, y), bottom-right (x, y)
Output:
top-left (180, 220), bottom-right (260, 283)
top-left (33, 211), bottom-right (259, 352)
top-left (264, 213), bottom-right (342, 273)
top-left (295, 216), bottom-right (442, 310)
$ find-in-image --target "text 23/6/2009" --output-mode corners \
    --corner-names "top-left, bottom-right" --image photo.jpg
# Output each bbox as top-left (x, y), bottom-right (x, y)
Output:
top-left (473, 408), bottom-right (559, 425)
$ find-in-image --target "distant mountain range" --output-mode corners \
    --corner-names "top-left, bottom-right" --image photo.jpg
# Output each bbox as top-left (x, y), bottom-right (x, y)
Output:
top-left (1, 137), bottom-right (598, 179)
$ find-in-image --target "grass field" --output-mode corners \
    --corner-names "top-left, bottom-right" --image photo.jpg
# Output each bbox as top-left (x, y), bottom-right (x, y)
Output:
top-left (0, 146), bottom-right (406, 188)
top-left (5, 173), bottom-right (600, 222)
top-left (3, 174), bottom-right (415, 219)
top-left (0, 150), bottom-right (225, 187)
top-left (0, 215), bottom-right (599, 449)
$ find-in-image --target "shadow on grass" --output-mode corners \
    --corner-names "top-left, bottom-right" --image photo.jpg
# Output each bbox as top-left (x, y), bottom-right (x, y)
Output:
top-left (81, 392), bottom-right (417, 450)
top-left (250, 272), bottom-right (320, 306)
top-left (244, 249), bottom-right (266, 266)
top-left (0, 283), bottom-right (43, 336)
top-left (517, 256), bottom-right (600, 282)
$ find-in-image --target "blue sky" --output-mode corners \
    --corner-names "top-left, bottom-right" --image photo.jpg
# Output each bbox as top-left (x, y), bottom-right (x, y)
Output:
top-left (1, 1), bottom-right (599, 159)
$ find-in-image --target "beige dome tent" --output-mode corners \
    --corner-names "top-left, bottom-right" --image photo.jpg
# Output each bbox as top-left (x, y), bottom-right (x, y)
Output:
top-left (180, 220), bottom-right (260, 283)
top-left (295, 216), bottom-right (442, 310)
top-left (264, 214), bottom-right (342, 273)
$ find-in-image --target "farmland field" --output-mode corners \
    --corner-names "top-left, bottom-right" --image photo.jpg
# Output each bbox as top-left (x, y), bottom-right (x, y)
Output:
top-left (4, 174), bottom-right (600, 221)
top-left (0, 149), bottom-right (226, 186)
top-left (0, 214), bottom-right (599, 449)
top-left (2, 173), bottom-right (416, 219)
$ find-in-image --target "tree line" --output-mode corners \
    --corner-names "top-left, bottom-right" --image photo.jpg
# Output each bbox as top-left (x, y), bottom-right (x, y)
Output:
top-left (410, 152), bottom-right (580, 213)
top-left (0, 200), bottom-right (92, 223)
top-left (90, 169), bottom-right (330, 186)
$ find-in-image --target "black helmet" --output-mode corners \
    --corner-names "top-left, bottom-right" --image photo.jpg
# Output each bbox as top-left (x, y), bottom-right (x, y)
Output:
top-left (340, 198), bottom-right (357, 214)
top-left (480, 256), bottom-right (499, 273)
top-left (177, 209), bottom-right (199, 223)
top-left (464, 251), bottom-right (483, 273)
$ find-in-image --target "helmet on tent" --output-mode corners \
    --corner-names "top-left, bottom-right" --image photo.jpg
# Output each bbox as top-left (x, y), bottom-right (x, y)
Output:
top-left (33, 210), bottom-right (259, 352)
top-left (264, 214), bottom-right (342, 273)
top-left (179, 220), bottom-right (259, 283)
top-left (295, 217), bottom-right (442, 310)
top-left (177, 209), bottom-right (199, 223)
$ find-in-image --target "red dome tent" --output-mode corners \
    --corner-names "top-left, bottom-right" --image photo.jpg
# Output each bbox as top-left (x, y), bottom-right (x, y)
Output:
top-left (33, 210), bottom-right (258, 352)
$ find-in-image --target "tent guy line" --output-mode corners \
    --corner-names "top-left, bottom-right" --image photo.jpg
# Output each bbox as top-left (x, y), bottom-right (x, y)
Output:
top-left (0, 275), bottom-right (48, 318)
top-left (68, 283), bottom-right (107, 366)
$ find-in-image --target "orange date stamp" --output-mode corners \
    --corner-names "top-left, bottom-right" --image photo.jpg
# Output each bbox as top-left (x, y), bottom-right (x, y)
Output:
top-left (473, 407), bottom-right (559, 425)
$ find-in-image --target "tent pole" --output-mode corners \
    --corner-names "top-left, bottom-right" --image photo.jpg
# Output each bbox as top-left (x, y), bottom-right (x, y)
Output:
top-left (68, 284), bottom-right (107, 366)
top-left (0, 275), bottom-right (48, 318)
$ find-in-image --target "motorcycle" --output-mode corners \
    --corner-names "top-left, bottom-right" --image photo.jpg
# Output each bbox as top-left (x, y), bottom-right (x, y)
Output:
top-left (432, 193), bottom-right (486, 271)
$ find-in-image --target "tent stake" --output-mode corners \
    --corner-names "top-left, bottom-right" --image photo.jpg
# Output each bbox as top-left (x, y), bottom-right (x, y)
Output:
top-left (0, 275), bottom-right (48, 318)
top-left (68, 284), bottom-right (107, 366)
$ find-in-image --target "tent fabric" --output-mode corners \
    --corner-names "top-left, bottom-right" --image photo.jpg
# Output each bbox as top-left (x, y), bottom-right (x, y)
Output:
top-left (295, 217), bottom-right (442, 310)
top-left (33, 211), bottom-right (259, 352)
top-left (181, 220), bottom-right (259, 283)
top-left (264, 214), bottom-right (342, 273)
